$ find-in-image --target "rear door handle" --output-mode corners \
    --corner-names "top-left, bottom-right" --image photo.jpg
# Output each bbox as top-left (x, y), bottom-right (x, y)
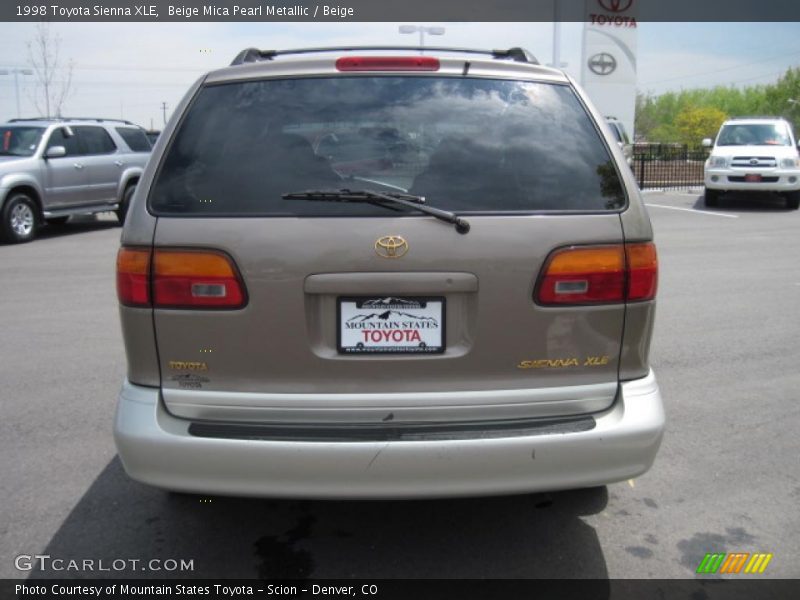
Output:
top-left (304, 272), bottom-right (479, 294)
top-left (73, 163), bottom-right (84, 170)
top-left (114, 160), bottom-right (124, 167)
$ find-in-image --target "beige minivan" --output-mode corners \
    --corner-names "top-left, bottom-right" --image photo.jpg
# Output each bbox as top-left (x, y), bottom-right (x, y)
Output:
top-left (114, 46), bottom-right (664, 498)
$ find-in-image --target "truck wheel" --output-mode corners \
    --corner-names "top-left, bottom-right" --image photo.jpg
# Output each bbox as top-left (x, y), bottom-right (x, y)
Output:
top-left (0, 193), bottom-right (38, 244)
top-left (785, 191), bottom-right (800, 210)
top-left (704, 188), bottom-right (719, 207)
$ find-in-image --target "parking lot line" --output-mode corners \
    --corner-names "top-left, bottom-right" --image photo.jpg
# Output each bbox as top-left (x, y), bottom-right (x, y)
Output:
top-left (645, 203), bottom-right (739, 219)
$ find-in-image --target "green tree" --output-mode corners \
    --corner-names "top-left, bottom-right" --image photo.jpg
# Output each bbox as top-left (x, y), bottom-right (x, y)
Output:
top-left (635, 93), bottom-right (658, 140)
top-left (763, 67), bottom-right (800, 129)
top-left (674, 106), bottom-right (728, 144)
top-left (635, 66), bottom-right (800, 142)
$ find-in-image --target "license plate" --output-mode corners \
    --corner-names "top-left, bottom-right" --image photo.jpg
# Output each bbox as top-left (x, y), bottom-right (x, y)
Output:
top-left (745, 173), bottom-right (762, 182)
top-left (338, 297), bottom-right (445, 354)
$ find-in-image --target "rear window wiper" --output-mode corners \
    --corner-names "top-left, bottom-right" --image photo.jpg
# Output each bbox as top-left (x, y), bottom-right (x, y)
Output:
top-left (282, 188), bottom-right (471, 234)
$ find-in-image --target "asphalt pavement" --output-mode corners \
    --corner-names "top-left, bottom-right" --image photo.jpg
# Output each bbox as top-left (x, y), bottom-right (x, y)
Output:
top-left (1, 194), bottom-right (798, 579)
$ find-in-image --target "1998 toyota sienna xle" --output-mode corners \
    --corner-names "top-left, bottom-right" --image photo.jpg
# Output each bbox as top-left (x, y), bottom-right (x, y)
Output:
top-left (114, 46), bottom-right (664, 499)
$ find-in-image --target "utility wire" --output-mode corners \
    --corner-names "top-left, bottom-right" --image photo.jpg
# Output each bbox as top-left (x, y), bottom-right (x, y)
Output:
top-left (640, 49), bottom-right (800, 86)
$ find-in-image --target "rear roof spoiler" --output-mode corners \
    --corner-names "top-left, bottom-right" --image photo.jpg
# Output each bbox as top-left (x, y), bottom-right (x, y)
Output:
top-left (230, 46), bottom-right (538, 66)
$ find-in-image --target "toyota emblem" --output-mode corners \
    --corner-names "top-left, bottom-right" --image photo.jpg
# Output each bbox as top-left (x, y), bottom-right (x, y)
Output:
top-left (589, 53), bottom-right (617, 76)
top-left (598, 0), bottom-right (633, 12)
top-left (374, 235), bottom-right (409, 259)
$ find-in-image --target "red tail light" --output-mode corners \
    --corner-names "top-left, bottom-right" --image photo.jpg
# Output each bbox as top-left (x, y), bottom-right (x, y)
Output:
top-left (625, 243), bottom-right (658, 301)
top-left (335, 56), bottom-right (440, 72)
top-left (117, 247), bottom-right (151, 307)
top-left (536, 242), bottom-right (658, 305)
top-left (537, 246), bottom-right (625, 305)
top-left (116, 248), bottom-right (247, 309)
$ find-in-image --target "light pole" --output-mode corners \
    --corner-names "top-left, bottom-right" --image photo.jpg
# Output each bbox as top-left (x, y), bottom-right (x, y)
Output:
top-left (548, 2), bottom-right (568, 70)
top-left (552, 0), bottom-right (561, 70)
top-left (0, 68), bottom-right (34, 118)
top-left (398, 25), bottom-right (445, 48)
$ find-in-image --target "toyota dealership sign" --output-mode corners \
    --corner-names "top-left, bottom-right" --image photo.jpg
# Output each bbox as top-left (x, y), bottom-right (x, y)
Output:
top-left (581, 0), bottom-right (638, 141)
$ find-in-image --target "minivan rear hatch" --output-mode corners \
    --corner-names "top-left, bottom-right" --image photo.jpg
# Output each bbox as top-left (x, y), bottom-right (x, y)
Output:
top-left (142, 67), bottom-right (641, 425)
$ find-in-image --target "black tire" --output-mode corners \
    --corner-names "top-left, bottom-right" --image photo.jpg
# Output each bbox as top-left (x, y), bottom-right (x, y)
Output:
top-left (785, 191), bottom-right (800, 210)
top-left (0, 193), bottom-right (38, 244)
top-left (116, 184), bottom-right (136, 225)
top-left (46, 216), bottom-right (70, 226)
top-left (704, 188), bottom-right (720, 207)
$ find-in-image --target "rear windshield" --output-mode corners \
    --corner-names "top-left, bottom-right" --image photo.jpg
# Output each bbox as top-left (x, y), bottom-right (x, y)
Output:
top-left (0, 126), bottom-right (45, 157)
top-left (150, 77), bottom-right (625, 216)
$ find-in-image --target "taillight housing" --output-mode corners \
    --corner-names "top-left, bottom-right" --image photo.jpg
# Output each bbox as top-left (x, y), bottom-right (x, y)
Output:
top-left (335, 56), bottom-right (440, 72)
top-left (116, 247), bottom-right (247, 309)
top-left (117, 247), bottom-right (151, 307)
top-left (535, 242), bottom-right (658, 306)
top-left (624, 242), bottom-right (658, 302)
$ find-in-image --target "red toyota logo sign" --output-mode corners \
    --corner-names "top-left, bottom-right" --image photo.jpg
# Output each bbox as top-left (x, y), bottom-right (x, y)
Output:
top-left (598, 0), bottom-right (634, 12)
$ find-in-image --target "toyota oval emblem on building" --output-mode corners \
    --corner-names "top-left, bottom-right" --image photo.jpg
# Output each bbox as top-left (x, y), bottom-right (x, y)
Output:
top-left (374, 235), bottom-right (409, 258)
top-left (598, 0), bottom-right (633, 12)
top-left (589, 53), bottom-right (617, 76)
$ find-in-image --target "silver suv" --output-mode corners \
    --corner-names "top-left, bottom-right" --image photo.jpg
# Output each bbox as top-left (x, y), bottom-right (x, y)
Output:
top-left (114, 47), bottom-right (664, 499)
top-left (0, 118), bottom-right (151, 243)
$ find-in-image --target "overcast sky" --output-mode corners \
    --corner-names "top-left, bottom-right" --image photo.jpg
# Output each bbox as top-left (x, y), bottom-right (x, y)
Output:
top-left (0, 21), bottom-right (798, 128)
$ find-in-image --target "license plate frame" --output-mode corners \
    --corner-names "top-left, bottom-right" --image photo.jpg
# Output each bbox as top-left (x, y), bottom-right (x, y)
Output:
top-left (337, 296), bottom-right (446, 355)
top-left (745, 173), bottom-right (763, 182)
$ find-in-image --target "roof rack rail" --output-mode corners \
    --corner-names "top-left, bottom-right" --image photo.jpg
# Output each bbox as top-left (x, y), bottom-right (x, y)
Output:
top-left (230, 46), bottom-right (538, 66)
top-left (8, 117), bottom-right (68, 123)
top-left (8, 116), bottom-right (137, 125)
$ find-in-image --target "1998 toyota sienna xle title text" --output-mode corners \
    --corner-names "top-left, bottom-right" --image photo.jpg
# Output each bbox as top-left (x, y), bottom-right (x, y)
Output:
top-left (113, 46), bottom-right (665, 499)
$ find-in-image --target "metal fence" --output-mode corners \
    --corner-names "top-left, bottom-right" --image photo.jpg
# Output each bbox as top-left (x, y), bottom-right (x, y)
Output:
top-left (632, 144), bottom-right (709, 191)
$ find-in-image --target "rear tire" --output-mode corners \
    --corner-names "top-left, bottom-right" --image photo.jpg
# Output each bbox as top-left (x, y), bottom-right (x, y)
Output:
top-left (116, 184), bottom-right (136, 225)
top-left (785, 191), bottom-right (800, 210)
top-left (46, 216), bottom-right (70, 226)
top-left (704, 188), bottom-right (720, 207)
top-left (0, 193), bottom-right (38, 244)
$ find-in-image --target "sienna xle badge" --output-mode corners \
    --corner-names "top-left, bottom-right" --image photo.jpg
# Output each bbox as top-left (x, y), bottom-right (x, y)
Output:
top-left (113, 46), bottom-right (664, 499)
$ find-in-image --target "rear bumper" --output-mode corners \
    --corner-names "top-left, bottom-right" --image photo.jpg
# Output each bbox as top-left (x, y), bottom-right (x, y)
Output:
top-left (113, 371), bottom-right (665, 499)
